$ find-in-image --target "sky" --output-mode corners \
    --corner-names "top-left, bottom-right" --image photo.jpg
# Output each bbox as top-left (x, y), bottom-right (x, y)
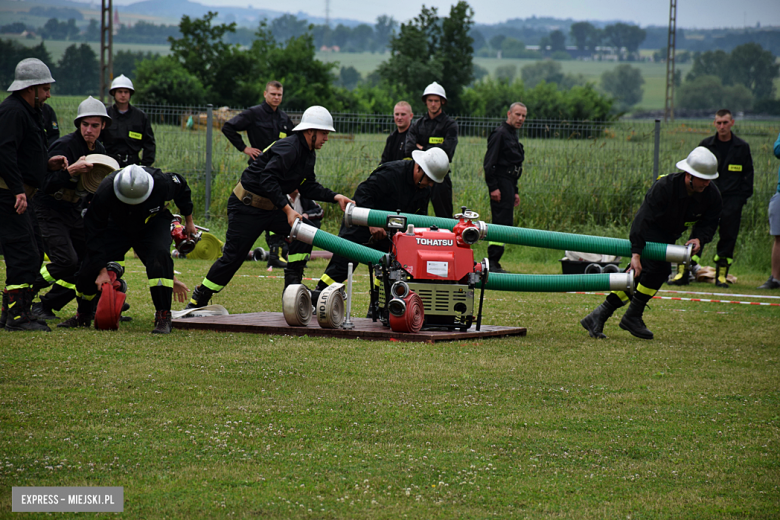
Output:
top-left (114, 0), bottom-right (780, 28)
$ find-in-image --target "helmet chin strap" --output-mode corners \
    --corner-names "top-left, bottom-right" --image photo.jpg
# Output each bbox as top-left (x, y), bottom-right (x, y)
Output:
top-left (33, 85), bottom-right (40, 109)
top-left (310, 130), bottom-right (317, 151)
top-left (689, 173), bottom-right (694, 191)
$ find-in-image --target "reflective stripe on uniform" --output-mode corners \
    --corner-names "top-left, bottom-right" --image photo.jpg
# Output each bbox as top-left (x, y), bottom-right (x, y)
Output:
top-left (488, 241), bottom-right (505, 247)
top-left (40, 264), bottom-right (56, 284)
top-left (636, 283), bottom-right (658, 297)
top-left (148, 278), bottom-right (174, 288)
top-left (287, 253), bottom-right (310, 263)
top-left (5, 284), bottom-right (30, 291)
top-left (320, 273), bottom-right (336, 286)
top-left (55, 279), bottom-right (76, 290)
top-left (202, 278), bottom-right (224, 292)
top-left (76, 291), bottom-right (97, 301)
top-left (610, 290), bottom-right (630, 302)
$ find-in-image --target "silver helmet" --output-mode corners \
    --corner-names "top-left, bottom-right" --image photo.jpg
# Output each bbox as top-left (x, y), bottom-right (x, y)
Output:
top-left (74, 96), bottom-right (111, 128)
top-left (113, 165), bottom-right (154, 205)
top-left (7, 58), bottom-right (55, 92)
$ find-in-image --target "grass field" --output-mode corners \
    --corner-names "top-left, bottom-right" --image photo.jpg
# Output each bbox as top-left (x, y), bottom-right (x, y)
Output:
top-left (1, 252), bottom-right (778, 518)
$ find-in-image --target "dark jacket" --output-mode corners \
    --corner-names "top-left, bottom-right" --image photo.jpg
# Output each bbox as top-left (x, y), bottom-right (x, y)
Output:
top-left (353, 160), bottom-right (431, 215)
top-left (484, 122), bottom-right (524, 194)
top-left (0, 93), bottom-right (47, 195)
top-left (222, 102), bottom-right (293, 162)
top-left (298, 196), bottom-right (323, 221)
top-left (42, 103), bottom-right (60, 147)
top-left (404, 112), bottom-right (458, 161)
top-left (102, 104), bottom-right (156, 167)
top-left (699, 133), bottom-right (753, 200)
top-left (39, 130), bottom-right (106, 211)
top-left (240, 132), bottom-right (337, 210)
top-left (381, 129), bottom-right (409, 163)
top-left (629, 172), bottom-right (722, 255)
top-left (84, 167), bottom-right (193, 267)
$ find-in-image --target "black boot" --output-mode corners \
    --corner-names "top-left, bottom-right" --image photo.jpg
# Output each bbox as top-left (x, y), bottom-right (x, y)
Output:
top-left (5, 289), bottom-right (51, 332)
top-left (267, 246), bottom-right (288, 269)
top-left (0, 290), bottom-right (7, 328)
top-left (184, 285), bottom-right (214, 310)
top-left (580, 297), bottom-right (621, 339)
top-left (152, 310), bottom-right (172, 334)
top-left (715, 261), bottom-right (730, 288)
top-left (31, 301), bottom-right (58, 321)
top-left (283, 267), bottom-right (304, 289)
top-left (57, 313), bottom-right (92, 328)
top-left (619, 298), bottom-right (653, 340)
top-left (667, 264), bottom-right (690, 286)
top-left (487, 244), bottom-right (507, 273)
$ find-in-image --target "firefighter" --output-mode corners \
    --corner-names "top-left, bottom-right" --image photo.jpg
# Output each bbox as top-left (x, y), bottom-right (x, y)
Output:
top-left (580, 147), bottom-right (722, 340)
top-left (31, 96), bottom-right (111, 320)
top-left (404, 82), bottom-right (458, 218)
top-left (102, 74), bottom-right (156, 168)
top-left (312, 147), bottom-right (449, 304)
top-left (380, 101), bottom-right (413, 164)
top-left (222, 80), bottom-right (294, 268)
top-left (185, 106), bottom-right (354, 310)
top-left (484, 102), bottom-right (527, 273)
top-left (59, 165), bottom-right (196, 334)
top-left (0, 58), bottom-right (66, 332)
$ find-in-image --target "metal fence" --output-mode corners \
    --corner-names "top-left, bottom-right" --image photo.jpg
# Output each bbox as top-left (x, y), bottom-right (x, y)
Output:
top-left (47, 98), bottom-right (780, 232)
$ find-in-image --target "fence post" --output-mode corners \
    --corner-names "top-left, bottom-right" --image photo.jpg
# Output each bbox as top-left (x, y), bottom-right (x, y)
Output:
top-left (205, 104), bottom-right (213, 222)
top-left (653, 119), bottom-right (661, 181)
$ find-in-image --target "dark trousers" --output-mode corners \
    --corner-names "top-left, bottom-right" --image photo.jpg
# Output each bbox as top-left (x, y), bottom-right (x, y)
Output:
top-left (76, 213), bottom-right (174, 313)
top-left (431, 172), bottom-right (453, 218)
top-left (488, 176), bottom-right (516, 264)
top-left (714, 196), bottom-right (745, 261)
top-left (202, 195), bottom-right (314, 290)
top-left (320, 222), bottom-right (390, 285)
top-left (33, 201), bottom-right (85, 310)
top-left (0, 190), bottom-right (40, 288)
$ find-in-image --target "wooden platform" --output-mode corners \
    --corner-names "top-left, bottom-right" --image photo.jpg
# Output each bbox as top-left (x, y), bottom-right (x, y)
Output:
top-left (172, 312), bottom-right (526, 343)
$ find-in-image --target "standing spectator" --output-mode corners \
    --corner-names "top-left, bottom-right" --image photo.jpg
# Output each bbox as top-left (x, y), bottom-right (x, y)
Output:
top-left (381, 101), bottom-right (413, 163)
top-left (102, 74), bottom-right (156, 168)
top-left (483, 102), bottom-right (527, 273)
top-left (222, 80), bottom-right (293, 164)
top-left (223, 80), bottom-right (295, 267)
top-left (184, 106), bottom-right (354, 310)
top-left (41, 103), bottom-right (59, 147)
top-left (31, 96), bottom-right (111, 320)
top-left (0, 58), bottom-right (66, 332)
top-left (59, 165), bottom-right (196, 334)
top-left (758, 131), bottom-right (780, 289)
top-left (580, 147), bottom-right (722, 340)
top-left (698, 109), bottom-right (753, 288)
top-left (404, 81), bottom-right (458, 218)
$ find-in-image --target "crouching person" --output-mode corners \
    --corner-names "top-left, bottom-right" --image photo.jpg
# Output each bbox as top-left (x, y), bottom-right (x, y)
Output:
top-left (580, 147), bottom-right (722, 340)
top-left (60, 165), bottom-right (196, 333)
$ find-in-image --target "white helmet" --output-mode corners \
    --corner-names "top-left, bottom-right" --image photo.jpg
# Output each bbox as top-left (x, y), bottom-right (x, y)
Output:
top-left (109, 74), bottom-right (134, 95)
top-left (676, 146), bottom-right (719, 180)
top-left (292, 105), bottom-right (336, 132)
top-left (412, 148), bottom-right (449, 184)
top-left (7, 58), bottom-right (55, 92)
top-left (74, 96), bottom-right (111, 128)
top-left (421, 81), bottom-right (447, 103)
top-left (113, 165), bottom-right (154, 205)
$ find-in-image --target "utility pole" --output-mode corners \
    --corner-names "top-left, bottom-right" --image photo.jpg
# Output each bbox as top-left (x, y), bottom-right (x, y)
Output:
top-left (99, 0), bottom-right (113, 103)
top-left (664, 0), bottom-right (677, 122)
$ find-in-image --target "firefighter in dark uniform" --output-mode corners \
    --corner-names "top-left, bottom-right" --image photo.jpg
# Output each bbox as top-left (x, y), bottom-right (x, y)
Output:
top-left (102, 74), bottom-right (156, 168)
top-left (42, 103), bottom-right (59, 147)
top-left (59, 165), bottom-right (196, 334)
top-left (380, 101), bottom-right (413, 164)
top-left (223, 80), bottom-right (294, 268)
top-left (185, 106), bottom-right (354, 310)
top-left (0, 58), bottom-right (66, 332)
top-left (404, 82), bottom-right (458, 218)
top-left (312, 147), bottom-right (449, 302)
top-left (698, 109), bottom-right (753, 288)
top-left (484, 102), bottom-right (527, 273)
top-left (31, 96), bottom-right (111, 320)
top-left (581, 147), bottom-right (722, 340)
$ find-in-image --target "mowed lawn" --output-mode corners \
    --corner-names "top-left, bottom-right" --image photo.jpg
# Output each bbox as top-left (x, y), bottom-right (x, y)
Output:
top-left (1, 253), bottom-right (778, 518)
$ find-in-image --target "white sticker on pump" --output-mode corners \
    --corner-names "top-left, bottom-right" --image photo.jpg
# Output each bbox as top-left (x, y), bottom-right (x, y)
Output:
top-left (427, 261), bottom-right (449, 277)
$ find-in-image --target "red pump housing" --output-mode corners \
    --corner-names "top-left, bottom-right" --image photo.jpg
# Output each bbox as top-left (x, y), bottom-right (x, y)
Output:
top-left (393, 227), bottom-right (475, 282)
